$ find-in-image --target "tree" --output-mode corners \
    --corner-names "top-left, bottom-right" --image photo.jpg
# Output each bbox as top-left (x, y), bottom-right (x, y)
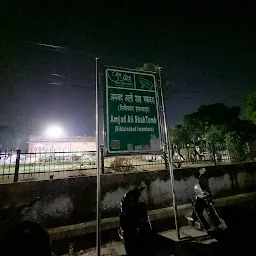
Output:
top-left (205, 124), bottom-right (227, 144)
top-left (182, 103), bottom-right (241, 144)
top-left (169, 125), bottom-right (193, 147)
top-left (170, 102), bottom-right (255, 163)
top-left (137, 63), bottom-right (169, 93)
top-left (184, 103), bottom-right (240, 129)
top-left (138, 63), bottom-right (159, 73)
top-left (244, 91), bottom-right (256, 124)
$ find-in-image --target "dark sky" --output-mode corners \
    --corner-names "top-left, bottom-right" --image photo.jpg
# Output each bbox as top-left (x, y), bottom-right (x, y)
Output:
top-left (1, 0), bottom-right (256, 139)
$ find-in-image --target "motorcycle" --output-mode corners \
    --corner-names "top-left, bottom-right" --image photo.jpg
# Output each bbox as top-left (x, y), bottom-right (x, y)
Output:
top-left (185, 184), bottom-right (227, 233)
top-left (118, 186), bottom-right (152, 255)
top-left (0, 197), bottom-right (52, 256)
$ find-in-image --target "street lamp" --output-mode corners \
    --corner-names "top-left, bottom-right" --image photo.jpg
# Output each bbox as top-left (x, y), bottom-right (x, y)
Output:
top-left (45, 125), bottom-right (64, 138)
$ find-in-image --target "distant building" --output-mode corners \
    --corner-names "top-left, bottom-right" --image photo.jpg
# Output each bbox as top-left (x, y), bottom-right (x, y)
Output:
top-left (28, 136), bottom-right (96, 153)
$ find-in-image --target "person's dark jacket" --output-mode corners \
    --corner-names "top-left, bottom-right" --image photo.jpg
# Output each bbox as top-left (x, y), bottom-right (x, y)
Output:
top-left (199, 173), bottom-right (211, 196)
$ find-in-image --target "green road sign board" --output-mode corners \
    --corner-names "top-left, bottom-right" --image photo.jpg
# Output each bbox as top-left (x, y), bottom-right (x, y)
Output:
top-left (105, 68), bottom-right (163, 154)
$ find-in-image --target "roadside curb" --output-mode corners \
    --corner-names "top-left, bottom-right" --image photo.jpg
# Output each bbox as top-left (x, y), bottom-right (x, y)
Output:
top-left (48, 192), bottom-right (256, 240)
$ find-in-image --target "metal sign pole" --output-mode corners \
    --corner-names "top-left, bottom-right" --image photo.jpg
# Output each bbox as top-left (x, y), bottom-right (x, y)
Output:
top-left (158, 67), bottom-right (180, 240)
top-left (95, 57), bottom-right (101, 256)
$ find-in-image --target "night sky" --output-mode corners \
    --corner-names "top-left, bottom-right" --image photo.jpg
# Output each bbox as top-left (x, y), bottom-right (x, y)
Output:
top-left (1, 1), bottom-right (256, 141)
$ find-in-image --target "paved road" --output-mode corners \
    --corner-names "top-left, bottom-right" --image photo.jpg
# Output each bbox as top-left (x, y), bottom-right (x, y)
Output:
top-left (76, 201), bottom-right (256, 256)
top-left (80, 227), bottom-right (209, 256)
top-left (80, 225), bottom-right (253, 256)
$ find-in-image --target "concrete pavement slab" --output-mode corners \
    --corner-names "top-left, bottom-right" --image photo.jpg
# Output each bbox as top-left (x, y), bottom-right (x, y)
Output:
top-left (77, 226), bottom-right (216, 256)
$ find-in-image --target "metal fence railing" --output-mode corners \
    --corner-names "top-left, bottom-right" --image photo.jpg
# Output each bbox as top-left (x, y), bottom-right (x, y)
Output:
top-left (0, 151), bottom-right (16, 181)
top-left (171, 142), bottom-right (255, 167)
top-left (104, 154), bottom-right (166, 174)
top-left (0, 150), bottom-right (167, 183)
top-left (0, 150), bottom-right (97, 183)
top-left (0, 142), bottom-right (255, 183)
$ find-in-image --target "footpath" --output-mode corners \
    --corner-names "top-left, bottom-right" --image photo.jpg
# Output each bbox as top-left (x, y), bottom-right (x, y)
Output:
top-left (49, 192), bottom-right (256, 240)
top-left (79, 226), bottom-right (214, 256)
top-left (77, 221), bottom-right (255, 256)
top-left (54, 192), bottom-right (256, 255)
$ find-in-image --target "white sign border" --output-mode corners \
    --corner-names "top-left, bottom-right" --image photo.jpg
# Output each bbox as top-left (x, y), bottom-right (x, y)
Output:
top-left (105, 68), bottom-right (163, 154)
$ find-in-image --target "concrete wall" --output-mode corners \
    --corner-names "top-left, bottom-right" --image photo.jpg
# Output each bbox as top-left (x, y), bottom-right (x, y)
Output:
top-left (0, 162), bottom-right (255, 228)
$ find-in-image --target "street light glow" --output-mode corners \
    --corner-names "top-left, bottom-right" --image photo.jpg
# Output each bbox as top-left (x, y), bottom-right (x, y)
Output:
top-left (45, 125), bottom-right (64, 138)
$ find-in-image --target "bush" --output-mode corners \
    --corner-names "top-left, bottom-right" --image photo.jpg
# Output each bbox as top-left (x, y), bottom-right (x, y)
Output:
top-left (109, 157), bottom-right (136, 172)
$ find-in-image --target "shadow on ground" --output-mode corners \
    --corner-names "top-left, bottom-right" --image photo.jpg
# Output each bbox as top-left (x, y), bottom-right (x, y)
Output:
top-left (153, 203), bottom-right (256, 256)
top-left (54, 201), bottom-right (256, 255)
top-left (142, 229), bottom-right (254, 256)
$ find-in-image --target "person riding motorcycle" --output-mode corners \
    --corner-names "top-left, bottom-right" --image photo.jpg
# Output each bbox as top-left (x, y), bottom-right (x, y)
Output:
top-left (199, 167), bottom-right (211, 196)
top-left (191, 168), bottom-right (212, 231)
top-left (120, 188), bottom-right (149, 232)
top-left (119, 187), bottom-right (152, 256)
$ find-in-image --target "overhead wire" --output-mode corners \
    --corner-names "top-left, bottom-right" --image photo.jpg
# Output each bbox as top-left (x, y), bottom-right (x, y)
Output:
top-left (1, 40), bottom-right (245, 100)
top-left (1, 41), bottom-right (106, 91)
top-left (2, 72), bottom-right (95, 90)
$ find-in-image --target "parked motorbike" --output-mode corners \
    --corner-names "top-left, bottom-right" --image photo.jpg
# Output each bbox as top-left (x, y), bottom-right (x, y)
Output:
top-left (185, 184), bottom-right (227, 233)
top-left (118, 186), bottom-right (152, 255)
top-left (0, 197), bottom-right (52, 256)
